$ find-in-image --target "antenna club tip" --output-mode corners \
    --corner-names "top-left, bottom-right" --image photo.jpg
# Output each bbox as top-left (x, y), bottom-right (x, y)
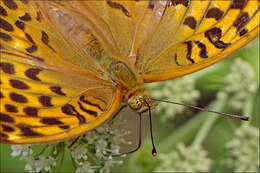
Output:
top-left (241, 116), bottom-right (250, 121)
top-left (152, 148), bottom-right (157, 156)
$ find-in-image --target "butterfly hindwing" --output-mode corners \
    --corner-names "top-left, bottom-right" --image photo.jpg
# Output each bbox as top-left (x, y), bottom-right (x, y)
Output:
top-left (1, 84), bottom-right (121, 144)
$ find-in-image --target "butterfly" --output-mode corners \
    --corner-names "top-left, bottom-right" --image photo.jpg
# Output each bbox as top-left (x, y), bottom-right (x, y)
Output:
top-left (0, 0), bottom-right (259, 145)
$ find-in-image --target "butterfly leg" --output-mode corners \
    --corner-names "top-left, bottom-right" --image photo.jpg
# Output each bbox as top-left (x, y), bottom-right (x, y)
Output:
top-left (68, 136), bottom-right (81, 148)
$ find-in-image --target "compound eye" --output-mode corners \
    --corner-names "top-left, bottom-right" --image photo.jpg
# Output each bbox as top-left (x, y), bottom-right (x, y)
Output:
top-left (128, 97), bottom-right (142, 110)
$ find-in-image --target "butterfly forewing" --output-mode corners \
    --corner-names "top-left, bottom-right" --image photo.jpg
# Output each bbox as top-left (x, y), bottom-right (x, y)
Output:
top-left (37, 0), bottom-right (165, 66)
top-left (136, 0), bottom-right (259, 82)
top-left (0, 0), bottom-right (122, 144)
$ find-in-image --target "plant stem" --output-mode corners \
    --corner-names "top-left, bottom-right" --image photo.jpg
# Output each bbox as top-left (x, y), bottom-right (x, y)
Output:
top-left (86, 148), bottom-right (100, 165)
top-left (70, 152), bottom-right (77, 170)
top-left (34, 145), bottom-right (49, 158)
top-left (243, 95), bottom-right (254, 117)
top-left (192, 116), bottom-right (218, 146)
top-left (192, 99), bottom-right (226, 146)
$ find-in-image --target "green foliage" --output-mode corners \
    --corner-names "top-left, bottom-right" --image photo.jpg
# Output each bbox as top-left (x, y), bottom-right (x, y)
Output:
top-left (225, 124), bottom-right (259, 172)
top-left (155, 143), bottom-right (211, 172)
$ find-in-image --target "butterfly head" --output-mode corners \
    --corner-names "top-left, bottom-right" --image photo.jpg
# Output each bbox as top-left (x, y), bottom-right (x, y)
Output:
top-left (128, 92), bottom-right (156, 113)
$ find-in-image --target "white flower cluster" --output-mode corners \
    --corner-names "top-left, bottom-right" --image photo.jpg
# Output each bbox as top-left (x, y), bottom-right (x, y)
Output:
top-left (147, 76), bottom-right (200, 121)
top-left (10, 119), bottom-right (130, 173)
top-left (155, 143), bottom-right (212, 172)
top-left (71, 120), bottom-right (130, 173)
top-left (217, 59), bottom-right (258, 110)
top-left (225, 124), bottom-right (259, 172)
top-left (11, 145), bottom-right (56, 172)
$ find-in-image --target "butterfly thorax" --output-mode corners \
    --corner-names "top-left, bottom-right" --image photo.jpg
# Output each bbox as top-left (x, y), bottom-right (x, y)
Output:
top-left (108, 61), bottom-right (155, 113)
top-left (93, 34), bottom-right (155, 112)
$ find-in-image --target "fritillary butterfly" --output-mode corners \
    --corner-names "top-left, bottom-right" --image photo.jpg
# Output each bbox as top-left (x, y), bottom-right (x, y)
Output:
top-left (0, 0), bottom-right (259, 144)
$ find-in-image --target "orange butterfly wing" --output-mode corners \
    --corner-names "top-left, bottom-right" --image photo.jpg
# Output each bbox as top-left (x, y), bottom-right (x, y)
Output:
top-left (136, 0), bottom-right (260, 82)
top-left (0, 0), bottom-right (122, 144)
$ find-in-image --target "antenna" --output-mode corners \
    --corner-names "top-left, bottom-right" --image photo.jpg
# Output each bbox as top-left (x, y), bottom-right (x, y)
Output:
top-left (146, 101), bottom-right (157, 156)
top-left (152, 99), bottom-right (250, 121)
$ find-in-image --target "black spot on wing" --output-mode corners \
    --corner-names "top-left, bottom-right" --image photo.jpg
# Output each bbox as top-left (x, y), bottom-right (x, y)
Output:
top-left (78, 102), bottom-right (98, 117)
top-left (0, 113), bottom-right (15, 123)
top-left (174, 53), bottom-right (182, 66)
top-left (62, 104), bottom-right (86, 124)
top-left (23, 107), bottom-right (38, 117)
top-left (0, 31), bottom-right (12, 41)
top-left (206, 8), bottom-right (224, 20)
top-left (41, 30), bottom-right (49, 43)
top-left (230, 0), bottom-right (248, 9)
top-left (171, 0), bottom-right (190, 7)
top-left (0, 6), bottom-right (8, 16)
top-left (9, 79), bottom-right (30, 89)
top-left (0, 62), bottom-right (15, 74)
top-left (25, 45), bottom-right (37, 53)
top-left (3, 0), bottom-right (17, 10)
top-left (41, 30), bottom-right (56, 53)
top-left (36, 11), bottom-right (42, 22)
top-left (0, 18), bottom-right (14, 32)
top-left (184, 41), bottom-right (194, 64)
top-left (38, 96), bottom-right (53, 107)
top-left (184, 16), bottom-right (197, 29)
top-left (17, 124), bottom-right (42, 137)
top-left (2, 124), bottom-right (15, 132)
top-left (195, 41), bottom-right (208, 58)
top-left (0, 91), bottom-right (4, 98)
top-left (25, 33), bottom-right (35, 44)
top-left (106, 0), bottom-right (131, 17)
top-left (205, 27), bottom-right (231, 49)
top-left (50, 86), bottom-right (66, 96)
top-left (10, 92), bottom-right (28, 103)
top-left (233, 12), bottom-right (249, 31)
top-left (59, 125), bottom-right (70, 130)
top-left (19, 13), bottom-right (31, 21)
top-left (5, 104), bottom-right (18, 113)
top-left (239, 28), bottom-right (248, 36)
top-left (15, 20), bottom-right (25, 30)
top-left (1, 133), bottom-right (8, 138)
top-left (40, 118), bottom-right (64, 125)
top-left (25, 68), bottom-right (42, 81)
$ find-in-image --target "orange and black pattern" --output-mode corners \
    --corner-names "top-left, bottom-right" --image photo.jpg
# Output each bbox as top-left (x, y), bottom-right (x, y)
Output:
top-left (0, 0), bottom-right (258, 144)
top-left (0, 0), bottom-right (120, 144)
